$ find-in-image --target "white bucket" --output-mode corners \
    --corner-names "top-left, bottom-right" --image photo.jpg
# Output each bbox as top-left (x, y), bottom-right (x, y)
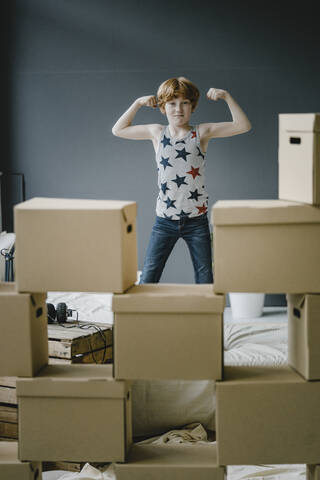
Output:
top-left (229, 292), bottom-right (265, 319)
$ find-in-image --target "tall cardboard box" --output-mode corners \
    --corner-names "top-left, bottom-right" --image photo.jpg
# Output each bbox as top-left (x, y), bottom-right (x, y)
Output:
top-left (0, 282), bottom-right (48, 376)
top-left (0, 442), bottom-right (41, 479)
top-left (211, 199), bottom-right (320, 293)
top-left (14, 197), bottom-right (137, 293)
top-left (307, 465), bottom-right (320, 480)
top-left (114, 443), bottom-right (226, 480)
top-left (17, 364), bottom-right (132, 462)
top-left (216, 366), bottom-right (320, 465)
top-left (288, 293), bottom-right (320, 380)
top-left (278, 113), bottom-right (320, 205)
top-left (112, 284), bottom-right (225, 380)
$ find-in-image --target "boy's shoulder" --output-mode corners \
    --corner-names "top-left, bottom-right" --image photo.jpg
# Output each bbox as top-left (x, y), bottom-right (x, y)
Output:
top-left (149, 123), bottom-right (166, 136)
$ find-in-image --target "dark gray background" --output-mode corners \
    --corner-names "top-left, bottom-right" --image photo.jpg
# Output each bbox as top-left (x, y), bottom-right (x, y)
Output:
top-left (3, 0), bottom-right (320, 304)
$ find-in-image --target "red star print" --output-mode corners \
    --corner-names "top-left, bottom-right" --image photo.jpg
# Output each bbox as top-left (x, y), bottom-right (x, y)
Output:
top-left (196, 203), bottom-right (207, 214)
top-left (191, 131), bottom-right (196, 138)
top-left (187, 166), bottom-right (201, 179)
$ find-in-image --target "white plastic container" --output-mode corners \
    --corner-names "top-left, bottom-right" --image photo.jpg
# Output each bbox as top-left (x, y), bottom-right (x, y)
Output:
top-left (229, 292), bottom-right (265, 319)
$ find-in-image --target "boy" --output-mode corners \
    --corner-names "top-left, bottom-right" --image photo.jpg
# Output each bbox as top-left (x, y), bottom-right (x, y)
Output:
top-left (112, 77), bottom-right (251, 284)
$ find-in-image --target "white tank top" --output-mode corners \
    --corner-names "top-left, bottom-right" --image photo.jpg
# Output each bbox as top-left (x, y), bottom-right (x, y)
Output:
top-left (155, 124), bottom-right (209, 219)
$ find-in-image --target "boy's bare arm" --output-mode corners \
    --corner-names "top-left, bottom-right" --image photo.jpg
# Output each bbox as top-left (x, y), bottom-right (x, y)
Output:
top-left (112, 96), bottom-right (162, 140)
top-left (199, 88), bottom-right (252, 140)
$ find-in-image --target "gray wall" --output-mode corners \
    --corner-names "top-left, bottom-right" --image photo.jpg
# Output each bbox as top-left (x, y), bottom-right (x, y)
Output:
top-left (5, 0), bottom-right (320, 303)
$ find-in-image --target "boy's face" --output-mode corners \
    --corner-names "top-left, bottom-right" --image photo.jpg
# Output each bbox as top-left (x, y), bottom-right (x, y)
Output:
top-left (164, 95), bottom-right (193, 125)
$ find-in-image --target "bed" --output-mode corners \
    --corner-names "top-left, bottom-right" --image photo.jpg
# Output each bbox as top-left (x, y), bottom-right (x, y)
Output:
top-left (43, 292), bottom-right (307, 480)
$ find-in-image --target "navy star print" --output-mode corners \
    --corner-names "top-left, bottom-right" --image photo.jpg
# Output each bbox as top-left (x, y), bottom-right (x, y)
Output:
top-left (197, 147), bottom-right (204, 159)
top-left (160, 182), bottom-right (170, 195)
top-left (161, 135), bottom-right (172, 148)
top-left (160, 156), bottom-right (173, 170)
top-left (172, 174), bottom-right (188, 188)
top-left (175, 147), bottom-right (191, 162)
top-left (188, 189), bottom-right (203, 201)
top-left (164, 197), bottom-right (176, 209)
top-left (176, 210), bottom-right (191, 218)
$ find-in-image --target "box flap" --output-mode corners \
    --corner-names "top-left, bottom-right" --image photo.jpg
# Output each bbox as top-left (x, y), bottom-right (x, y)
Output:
top-left (121, 202), bottom-right (137, 225)
top-left (116, 443), bottom-right (219, 467)
top-left (279, 113), bottom-right (320, 132)
top-left (14, 197), bottom-right (136, 212)
top-left (112, 284), bottom-right (225, 313)
top-left (211, 199), bottom-right (320, 226)
top-left (16, 364), bottom-right (130, 398)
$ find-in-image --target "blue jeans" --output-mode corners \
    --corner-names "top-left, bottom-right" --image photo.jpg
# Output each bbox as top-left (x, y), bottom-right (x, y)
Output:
top-left (139, 213), bottom-right (213, 284)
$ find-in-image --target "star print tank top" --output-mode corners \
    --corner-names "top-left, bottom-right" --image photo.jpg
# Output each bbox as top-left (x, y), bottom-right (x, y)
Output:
top-left (155, 124), bottom-right (209, 220)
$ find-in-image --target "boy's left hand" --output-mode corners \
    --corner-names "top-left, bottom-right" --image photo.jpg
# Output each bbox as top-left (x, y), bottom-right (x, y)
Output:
top-left (206, 88), bottom-right (228, 101)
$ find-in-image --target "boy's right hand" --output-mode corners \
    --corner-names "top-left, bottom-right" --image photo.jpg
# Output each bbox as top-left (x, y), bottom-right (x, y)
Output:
top-left (136, 95), bottom-right (158, 108)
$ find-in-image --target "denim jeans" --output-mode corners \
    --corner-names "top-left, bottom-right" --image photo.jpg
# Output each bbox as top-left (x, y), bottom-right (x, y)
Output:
top-left (139, 213), bottom-right (213, 284)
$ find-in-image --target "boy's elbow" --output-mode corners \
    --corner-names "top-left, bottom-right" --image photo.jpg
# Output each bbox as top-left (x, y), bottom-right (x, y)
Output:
top-left (243, 122), bottom-right (252, 133)
top-left (112, 127), bottom-right (121, 137)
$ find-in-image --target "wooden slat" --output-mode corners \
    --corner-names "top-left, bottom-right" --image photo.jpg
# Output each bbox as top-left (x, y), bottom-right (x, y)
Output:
top-left (0, 405), bottom-right (18, 423)
top-left (0, 387), bottom-right (17, 405)
top-left (48, 322), bottom-right (113, 359)
top-left (0, 421), bottom-right (18, 439)
top-left (0, 377), bottom-right (17, 388)
top-left (49, 346), bottom-right (113, 364)
top-left (0, 436), bottom-right (15, 441)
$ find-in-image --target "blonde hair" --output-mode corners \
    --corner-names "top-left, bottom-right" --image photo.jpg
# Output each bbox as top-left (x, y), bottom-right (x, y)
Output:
top-left (157, 77), bottom-right (200, 114)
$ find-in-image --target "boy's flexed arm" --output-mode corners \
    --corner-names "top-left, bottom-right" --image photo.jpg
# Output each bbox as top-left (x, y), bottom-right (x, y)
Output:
top-left (199, 88), bottom-right (252, 140)
top-left (112, 96), bottom-right (162, 140)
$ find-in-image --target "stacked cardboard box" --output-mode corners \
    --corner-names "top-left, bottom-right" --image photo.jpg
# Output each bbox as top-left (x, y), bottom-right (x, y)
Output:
top-left (112, 283), bottom-right (225, 380)
top-left (1, 198), bottom-right (138, 477)
top-left (212, 113), bottom-right (320, 472)
top-left (111, 283), bottom-right (226, 477)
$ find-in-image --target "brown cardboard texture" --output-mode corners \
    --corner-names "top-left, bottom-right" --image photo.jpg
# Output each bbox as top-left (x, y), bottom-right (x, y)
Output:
top-left (211, 199), bottom-right (320, 293)
top-left (113, 284), bottom-right (225, 380)
top-left (14, 197), bottom-right (137, 293)
top-left (114, 443), bottom-right (226, 480)
top-left (278, 113), bottom-right (320, 205)
top-left (0, 442), bottom-right (41, 479)
top-left (216, 366), bottom-right (320, 465)
top-left (0, 283), bottom-right (48, 376)
top-left (307, 465), bottom-right (320, 480)
top-left (17, 364), bottom-right (132, 462)
top-left (288, 294), bottom-right (320, 380)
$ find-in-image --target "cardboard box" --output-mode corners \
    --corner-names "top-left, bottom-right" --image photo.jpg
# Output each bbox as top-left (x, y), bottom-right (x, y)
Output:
top-left (114, 443), bottom-right (226, 480)
top-left (0, 282), bottom-right (48, 376)
top-left (288, 294), bottom-right (320, 380)
top-left (17, 364), bottom-right (132, 462)
top-left (216, 365), bottom-right (320, 465)
top-left (0, 441), bottom-right (41, 479)
top-left (211, 199), bottom-right (320, 293)
top-left (112, 284), bottom-right (225, 380)
top-left (307, 465), bottom-right (320, 480)
top-left (278, 113), bottom-right (320, 205)
top-left (14, 197), bottom-right (137, 293)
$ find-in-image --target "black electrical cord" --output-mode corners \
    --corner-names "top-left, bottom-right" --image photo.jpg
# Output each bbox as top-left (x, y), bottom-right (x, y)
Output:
top-left (48, 308), bottom-right (109, 364)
